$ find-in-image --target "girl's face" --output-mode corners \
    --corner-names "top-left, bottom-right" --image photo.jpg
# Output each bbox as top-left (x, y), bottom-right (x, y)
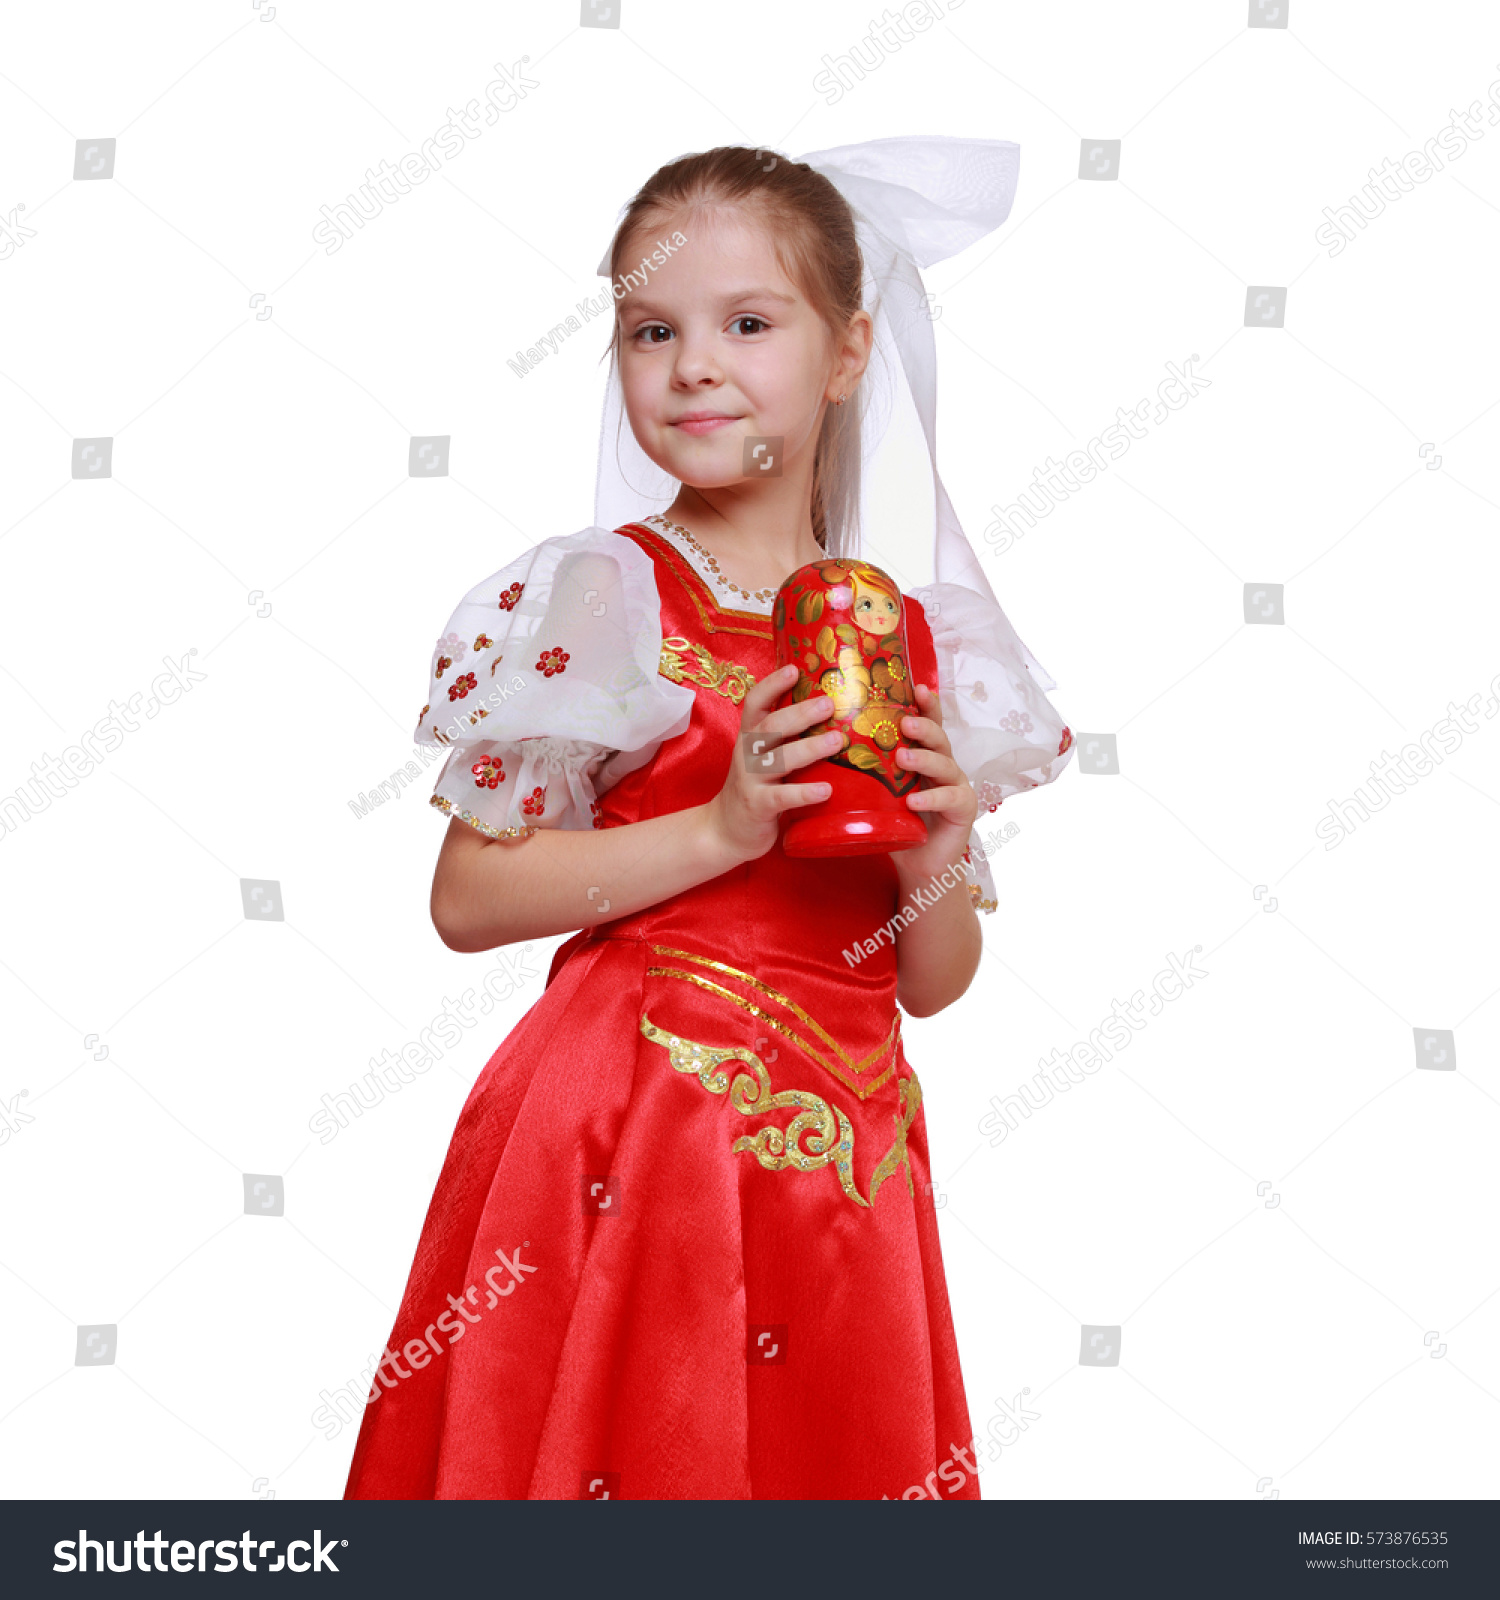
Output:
top-left (615, 209), bottom-right (843, 490)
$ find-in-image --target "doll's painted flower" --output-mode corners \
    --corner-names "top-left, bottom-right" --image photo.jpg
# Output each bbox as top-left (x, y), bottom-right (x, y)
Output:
top-left (447, 671), bottom-right (478, 702)
top-left (535, 646), bottom-right (570, 678)
top-left (521, 786), bottom-right (547, 818)
top-left (434, 654), bottom-right (453, 680)
top-left (1000, 709), bottom-right (1033, 736)
top-left (498, 582), bottom-right (525, 611)
top-left (870, 656), bottom-right (913, 706)
top-left (473, 632), bottom-right (493, 651)
top-left (856, 708), bottom-right (903, 750)
top-left (472, 754), bottom-right (505, 790)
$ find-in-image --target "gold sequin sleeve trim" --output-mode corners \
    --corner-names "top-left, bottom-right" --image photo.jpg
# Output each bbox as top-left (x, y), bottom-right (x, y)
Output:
top-left (430, 793), bottom-right (539, 841)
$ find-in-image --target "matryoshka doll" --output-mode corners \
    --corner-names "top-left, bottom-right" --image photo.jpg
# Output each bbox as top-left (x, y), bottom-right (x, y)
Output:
top-left (772, 559), bottom-right (929, 857)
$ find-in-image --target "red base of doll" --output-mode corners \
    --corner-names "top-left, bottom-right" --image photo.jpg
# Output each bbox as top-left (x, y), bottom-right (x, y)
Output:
top-left (782, 810), bottom-right (927, 857)
top-left (779, 757), bottom-right (928, 858)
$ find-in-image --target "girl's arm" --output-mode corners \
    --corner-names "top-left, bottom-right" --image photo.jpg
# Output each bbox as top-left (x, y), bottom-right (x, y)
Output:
top-left (891, 682), bottom-right (983, 1017)
top-left (432, 664), bottom-right (839, 952)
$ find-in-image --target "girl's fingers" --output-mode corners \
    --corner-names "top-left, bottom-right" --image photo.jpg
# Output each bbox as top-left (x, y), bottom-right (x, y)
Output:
top-left (897, 744), bottom-right (958, 781)
top-left (913, 681), bottom-right (944, 725)
top-left (739, 662), bottom-right (799, 722)
top-left (907, 783), bottom-right (971, 815)
top-left (758, 692), bottom-right (837, 740)
top-left (765, 726), bottom-right (845, 776)
top-left (899, 712), bottom-right (949, 752)
top-left (770, 778), bottom-right (834, 811)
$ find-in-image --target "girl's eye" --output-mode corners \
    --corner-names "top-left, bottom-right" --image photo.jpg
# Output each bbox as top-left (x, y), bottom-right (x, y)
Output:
top-left (633, 324), bottom-right (673, 344)
top-left (731, 316), bottom-right (767, 336)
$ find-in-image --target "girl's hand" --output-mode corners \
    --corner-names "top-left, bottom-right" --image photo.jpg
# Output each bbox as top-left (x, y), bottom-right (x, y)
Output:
top-left (895, 681), bottom-right (978, 882)
top-left (704, 663), bottom-right (845, 864)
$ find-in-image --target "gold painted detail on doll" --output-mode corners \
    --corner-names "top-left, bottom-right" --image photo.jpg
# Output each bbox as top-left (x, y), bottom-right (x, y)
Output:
top-left (639, 1013), bottom-right (869, 1208)
top-left (646, 944), bottom-right (899, 1100)
top-left (658, 637), bottom-right (757, 704)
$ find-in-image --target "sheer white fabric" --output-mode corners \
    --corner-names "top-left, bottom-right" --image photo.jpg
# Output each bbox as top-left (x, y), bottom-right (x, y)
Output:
top-left (415, 528), bottom-right (693, 839)
top-left (592, 136), bottom-right (1074, 913)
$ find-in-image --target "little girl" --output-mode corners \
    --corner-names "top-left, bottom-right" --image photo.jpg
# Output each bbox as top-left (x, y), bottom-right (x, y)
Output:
top-left (343, 138), bottom-right (1073, 1500)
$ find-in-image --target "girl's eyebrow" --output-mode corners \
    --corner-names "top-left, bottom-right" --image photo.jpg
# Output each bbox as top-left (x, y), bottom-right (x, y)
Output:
top-left (622, 285), bottom-right (798, 317)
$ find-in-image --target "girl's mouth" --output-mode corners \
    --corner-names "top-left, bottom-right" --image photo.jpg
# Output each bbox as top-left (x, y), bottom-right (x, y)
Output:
top-left (670, 413), bottom-right (741, 436)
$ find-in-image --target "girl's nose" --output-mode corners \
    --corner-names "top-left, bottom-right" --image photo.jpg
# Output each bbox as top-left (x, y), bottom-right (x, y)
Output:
top-left (670, 331), bottom-right (723, 387)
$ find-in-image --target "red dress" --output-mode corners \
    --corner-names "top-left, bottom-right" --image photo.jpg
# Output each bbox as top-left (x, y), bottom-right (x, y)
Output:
top-left (343, 522), bottom-right (980, 1500)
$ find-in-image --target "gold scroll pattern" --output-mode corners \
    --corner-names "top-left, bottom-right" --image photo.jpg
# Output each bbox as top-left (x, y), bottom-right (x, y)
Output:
top-left (637, 1012), bottom-right (924, 1211)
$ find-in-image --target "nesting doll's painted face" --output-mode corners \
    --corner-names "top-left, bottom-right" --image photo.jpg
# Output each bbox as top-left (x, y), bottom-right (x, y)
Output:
top-left (850, 572), bottom-right (900, 637)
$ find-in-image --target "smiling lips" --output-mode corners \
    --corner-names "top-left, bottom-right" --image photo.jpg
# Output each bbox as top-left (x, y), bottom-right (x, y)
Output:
top-left (670, 411), bottom-right (741, 436)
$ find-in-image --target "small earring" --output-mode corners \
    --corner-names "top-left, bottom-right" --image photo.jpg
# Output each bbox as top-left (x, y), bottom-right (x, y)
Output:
top-left (834, 393), bottom-right (846, 406)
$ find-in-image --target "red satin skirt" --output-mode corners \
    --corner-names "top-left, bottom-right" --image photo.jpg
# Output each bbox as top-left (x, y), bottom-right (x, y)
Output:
top-left (342, 889), bottom-right (979, 1499)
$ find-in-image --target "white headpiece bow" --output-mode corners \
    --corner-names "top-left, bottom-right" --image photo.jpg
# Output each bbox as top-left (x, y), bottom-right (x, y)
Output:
top-left (593, 135), bottom-right (1073, 810)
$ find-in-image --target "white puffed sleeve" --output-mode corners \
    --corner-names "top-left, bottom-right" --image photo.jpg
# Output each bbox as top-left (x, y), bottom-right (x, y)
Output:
top-left (415, 527), bottom-right (695, 839)
top-left (910, 582), bottom-right (1075, 914)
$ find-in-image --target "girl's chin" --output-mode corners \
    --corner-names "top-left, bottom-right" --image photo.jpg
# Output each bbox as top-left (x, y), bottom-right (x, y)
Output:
top-left (650, 452), bottom-right (760, 490)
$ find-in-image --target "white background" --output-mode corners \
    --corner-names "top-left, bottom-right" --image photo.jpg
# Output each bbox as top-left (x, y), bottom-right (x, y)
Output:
top-left (1, 0), bottom-right (1497, 1501)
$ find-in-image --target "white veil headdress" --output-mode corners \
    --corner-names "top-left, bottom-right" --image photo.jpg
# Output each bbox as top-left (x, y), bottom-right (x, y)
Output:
top-left (591, 135), bottom-right (1074, 826)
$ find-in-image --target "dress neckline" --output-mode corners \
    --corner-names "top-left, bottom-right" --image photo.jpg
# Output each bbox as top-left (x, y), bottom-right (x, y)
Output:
top-left (639, 515), bottom-right (777, 616)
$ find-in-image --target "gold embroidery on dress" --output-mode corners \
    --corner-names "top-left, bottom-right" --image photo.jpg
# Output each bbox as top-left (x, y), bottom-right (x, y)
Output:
top-left (869, 1072), bottom-right (923, 1203)
top-left (658, 637), bottom-right (757, 705)
top-left (618, 524), bottom-right (771, 639)
top-left (638, 1014), bottom-right (924, 1210)
top-left (647, 944), bottom-right (898, 1100)
top-left (639, 1013), bottom-right (868, 1207)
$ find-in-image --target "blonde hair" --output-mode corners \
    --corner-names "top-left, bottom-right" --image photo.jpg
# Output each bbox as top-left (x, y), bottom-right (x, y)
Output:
top-left (605, 146), bottom-right (865, 551)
